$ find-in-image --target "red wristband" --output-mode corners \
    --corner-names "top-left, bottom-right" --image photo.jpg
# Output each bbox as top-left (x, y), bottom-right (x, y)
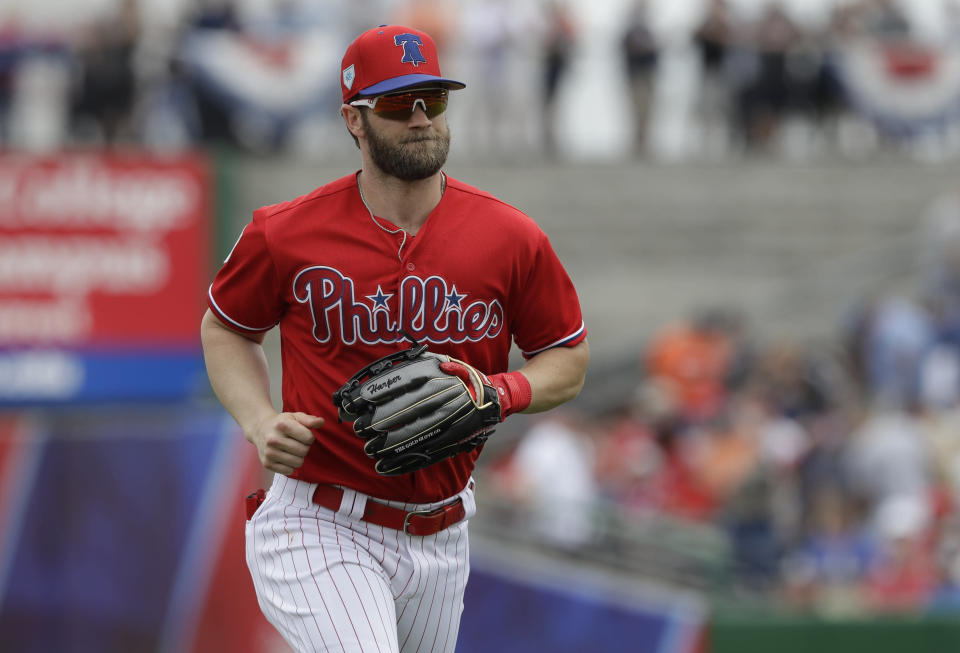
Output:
top-left (486, 371), bottom-right (532, 420)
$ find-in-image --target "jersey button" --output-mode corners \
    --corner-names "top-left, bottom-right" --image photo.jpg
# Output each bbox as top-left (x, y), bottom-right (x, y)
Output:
top-left (406, 262), bottom-right (416, 271)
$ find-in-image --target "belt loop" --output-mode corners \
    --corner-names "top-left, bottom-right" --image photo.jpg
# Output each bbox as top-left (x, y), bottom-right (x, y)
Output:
top-left (338, 487), bottom-right (367, 521)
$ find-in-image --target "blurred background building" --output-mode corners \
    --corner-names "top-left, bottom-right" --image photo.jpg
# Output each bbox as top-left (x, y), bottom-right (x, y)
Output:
top-left (3, 0), bottom-right (960, 652)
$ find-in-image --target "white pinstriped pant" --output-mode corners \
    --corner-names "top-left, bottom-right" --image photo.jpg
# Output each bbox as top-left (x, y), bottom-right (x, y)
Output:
top-left (245, 475), bottom-right (476, 653)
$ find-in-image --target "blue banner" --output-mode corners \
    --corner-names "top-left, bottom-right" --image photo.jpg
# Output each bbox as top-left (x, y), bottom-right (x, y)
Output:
top-left (0, 347), bottom-right (207, 405)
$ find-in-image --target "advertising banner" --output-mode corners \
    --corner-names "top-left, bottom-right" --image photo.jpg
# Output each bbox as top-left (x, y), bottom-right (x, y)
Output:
top-left (0, 152), bottom-right (211, 403)
top-left (0, 409), bottom-right (279, 652)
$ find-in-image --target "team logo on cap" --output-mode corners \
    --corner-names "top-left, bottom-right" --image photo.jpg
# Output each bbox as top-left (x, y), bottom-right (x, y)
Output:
top-left (343, 64), bottom-right (355, 90)
top-left (394, 33), bottom-right (427, 67)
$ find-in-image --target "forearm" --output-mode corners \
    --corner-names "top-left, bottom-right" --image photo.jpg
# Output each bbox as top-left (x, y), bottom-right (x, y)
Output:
top-left (516, 340), bottom-right (590, 413)
top-left (200, 310), bottom-right (277, 438)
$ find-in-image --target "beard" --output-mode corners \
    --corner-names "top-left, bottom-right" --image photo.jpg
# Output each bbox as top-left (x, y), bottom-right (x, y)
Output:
top-left (362, 112), bottom-right (451, 181)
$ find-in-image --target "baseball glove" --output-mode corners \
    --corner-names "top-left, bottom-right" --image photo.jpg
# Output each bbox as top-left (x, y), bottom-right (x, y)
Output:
top-left (333, 344), bottom-right (502, 476)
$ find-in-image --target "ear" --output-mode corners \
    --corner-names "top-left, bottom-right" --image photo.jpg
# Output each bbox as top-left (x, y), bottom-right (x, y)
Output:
top-left (342, 105), bottom-right (365, 140)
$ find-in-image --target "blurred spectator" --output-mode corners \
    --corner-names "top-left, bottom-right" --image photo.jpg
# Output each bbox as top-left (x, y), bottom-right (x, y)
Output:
top-left (809, 5), bottom-right (859, 151)
top-left (643, 307), bottom-right (744, 423)
top-left (862, 494), bottom-right (939, 612)
top-left (847, 295), bottom-right (936, 408)
top-left (920, 192), bottom-right (960, 336)
top-left (592, 394), bottom-right (663, 510)
top-left (190, 0), bottom-right (241, 31)
top-left (69, 0), bottom-right (140, 145)
top-left (646, 420), bottom-right (720, 521)
top-left (778, 24), bottom-right (833, 158)
top-left (721, 465), bottom-right (781, 589)
top-left (703, 398), bottom-right (783, 588)
top-left (541, 0), bottom-right (577, 157)
top-left (793, 405), bottom-right (860, 536)
top-left (459, 0), bottom-right (528, 157)
top-left (580, 377), bottom-right (705, 520)
top-left (745, 341), bottom-right (831, 420)
top-left (920, 405), bottom-right (960, 510)
top-left (695, 409), bottom-right (760, 510)
top-left (757, 413), bottom-right (809, 478)
top-left (620, 0), bottom-right (658, 156)
top-left (176, 0), bottom-right (242, 147)
top-left (502, 413), bottom-right (599, 550)
top-left (692, 0), bottom-right (734, 157)
top-left (749, 392), bottom-right (810, 543)
top-left (845, 405), bottom-right (935, 538)
top-left (781, 485), bottom-right (877, 614)
top-left (0, 23), bottom-right (21, 144)
top-left (733, 5), bottom-right (801, 153)
top-left (136, 54), bottom-right (203, 152)
top-left (929, 517), bottom-right (960, 612)
top-left (8, 43), bottom-right (72, 151)
top-left (918, 329), bottom-right (960, 411)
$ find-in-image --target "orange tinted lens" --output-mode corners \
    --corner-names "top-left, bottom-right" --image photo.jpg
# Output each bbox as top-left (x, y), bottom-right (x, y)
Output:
top-left (373, 90), bottom-right (448, 120)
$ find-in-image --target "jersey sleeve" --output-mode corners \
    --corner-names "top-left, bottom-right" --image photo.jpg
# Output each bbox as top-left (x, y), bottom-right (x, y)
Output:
top-left (511, 230), bottom-right (587, 358)
top-left (207, 217), bottom-right (284, 334)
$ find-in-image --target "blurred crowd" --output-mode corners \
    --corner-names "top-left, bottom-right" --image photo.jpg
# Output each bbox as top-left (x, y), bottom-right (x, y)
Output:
top-left (485, 191), bottom-right (960, 616)
top-left (679, 0), bottom-right (952, 158)
top-left (1, 0), bottom-right (959, 159)
top-left (626, 0), bottom-right (960, 159)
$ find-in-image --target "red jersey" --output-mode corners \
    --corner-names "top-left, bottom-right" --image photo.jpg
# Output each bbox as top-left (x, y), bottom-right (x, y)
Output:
top-left (208, 172), bottom-right (586, 502)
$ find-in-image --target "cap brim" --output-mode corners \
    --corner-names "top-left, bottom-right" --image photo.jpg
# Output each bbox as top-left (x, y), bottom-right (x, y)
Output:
top-left (358, 73), bottom-right (466, 97)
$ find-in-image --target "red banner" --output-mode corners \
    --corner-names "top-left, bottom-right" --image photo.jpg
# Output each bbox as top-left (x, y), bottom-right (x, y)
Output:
top-left (0, 152), bottom-right (211, 346)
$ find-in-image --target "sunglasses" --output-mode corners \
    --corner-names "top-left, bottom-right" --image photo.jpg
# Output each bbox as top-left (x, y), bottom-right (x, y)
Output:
top-left (349, 87), bottom-right (449, 120)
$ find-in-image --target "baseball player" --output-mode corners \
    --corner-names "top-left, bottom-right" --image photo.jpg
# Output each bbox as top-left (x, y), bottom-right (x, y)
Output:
top-left (200, 24), bottom-right (589, 653)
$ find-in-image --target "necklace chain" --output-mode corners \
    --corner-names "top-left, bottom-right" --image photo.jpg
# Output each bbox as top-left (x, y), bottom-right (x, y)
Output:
top-left (357, 172), bottom-right (446, 262)
top-left (356, 171), bottom-right (445, 210)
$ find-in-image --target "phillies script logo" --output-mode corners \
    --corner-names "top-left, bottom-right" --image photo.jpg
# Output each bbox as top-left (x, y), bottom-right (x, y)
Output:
top-left (293, 266), bottom-right (504, 345)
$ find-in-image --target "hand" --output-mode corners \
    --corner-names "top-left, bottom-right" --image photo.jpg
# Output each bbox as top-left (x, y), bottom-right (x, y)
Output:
top-left (247, 411), bottom-right (324, 475)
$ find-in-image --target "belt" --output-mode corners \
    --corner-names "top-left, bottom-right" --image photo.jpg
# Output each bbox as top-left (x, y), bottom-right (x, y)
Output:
top-left (311, 483), bottom-right (467, 536)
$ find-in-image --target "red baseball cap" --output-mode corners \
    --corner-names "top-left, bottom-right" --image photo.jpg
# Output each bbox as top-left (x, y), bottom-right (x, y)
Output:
top-left (340, 25), bottom-right (465, 102)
